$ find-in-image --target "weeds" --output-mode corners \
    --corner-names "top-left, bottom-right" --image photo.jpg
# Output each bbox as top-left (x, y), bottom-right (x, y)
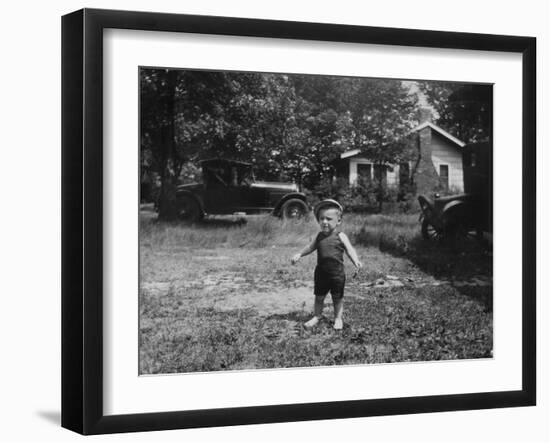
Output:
top-left (140, 212), bottom-right (422, 252)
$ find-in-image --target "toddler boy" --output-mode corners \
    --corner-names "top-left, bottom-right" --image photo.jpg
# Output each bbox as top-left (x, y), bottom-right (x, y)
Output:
top-left (291, 199), bottom-right (361, 330)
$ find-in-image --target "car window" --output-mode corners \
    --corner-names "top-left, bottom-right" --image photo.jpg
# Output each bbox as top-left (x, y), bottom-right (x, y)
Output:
top-left (239, 167), bottom-right (253, 185)
top-left (204, 167), bottom-right (228, 187)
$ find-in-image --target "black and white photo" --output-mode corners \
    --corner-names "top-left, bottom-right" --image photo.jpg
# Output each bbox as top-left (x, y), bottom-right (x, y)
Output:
top-left (139, 68), bottom-right (494, 374)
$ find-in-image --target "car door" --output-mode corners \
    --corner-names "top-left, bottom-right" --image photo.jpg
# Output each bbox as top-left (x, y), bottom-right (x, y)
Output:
top-left (203, 167), bottom-right (237, 214)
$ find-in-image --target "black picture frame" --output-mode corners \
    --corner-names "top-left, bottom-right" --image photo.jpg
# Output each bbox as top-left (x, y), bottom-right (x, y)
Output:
top-left (61, 8), bottom-right (536, 435)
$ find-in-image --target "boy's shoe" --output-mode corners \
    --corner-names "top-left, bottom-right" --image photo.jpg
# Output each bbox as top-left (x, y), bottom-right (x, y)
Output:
top-left (304, 316), bottom-right (320, 329)
top-left (333, 318), bottom-right (343, 330)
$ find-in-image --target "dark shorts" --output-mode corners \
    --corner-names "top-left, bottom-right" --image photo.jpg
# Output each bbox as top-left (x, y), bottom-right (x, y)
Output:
top-left (314, 265), bottom-right (345, 299)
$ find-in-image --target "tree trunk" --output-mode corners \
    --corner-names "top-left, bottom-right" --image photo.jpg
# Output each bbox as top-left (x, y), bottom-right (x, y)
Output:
top-left (158, 179), bottom-right (179, 220)
top-left (157, 70), bottom-right (180, 221)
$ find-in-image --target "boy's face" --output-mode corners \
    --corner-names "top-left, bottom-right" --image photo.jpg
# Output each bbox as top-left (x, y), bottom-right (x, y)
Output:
top-left (317, 207), bottom-right (342, 233)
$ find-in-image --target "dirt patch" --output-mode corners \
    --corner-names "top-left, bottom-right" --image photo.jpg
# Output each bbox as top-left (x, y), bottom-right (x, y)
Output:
top-left (141, 272), bottom-right (492, 316)
top-left (353, 275), bottom-right (492, 289)
top-left (196, 286), bottom-right (313, 315)
top-left (142, 272), bottom-right (491, 294)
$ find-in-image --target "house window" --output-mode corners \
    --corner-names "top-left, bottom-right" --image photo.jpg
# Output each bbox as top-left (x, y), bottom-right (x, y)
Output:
top-left (439, 164), bottom-right (449, 190)
top-left (374, 164), bottom-right (387, 186)
top-left (357, 163), bottom-right (372, 184)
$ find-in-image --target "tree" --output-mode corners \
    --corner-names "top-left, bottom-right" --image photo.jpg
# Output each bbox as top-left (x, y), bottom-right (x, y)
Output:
top-left (141, 69), bottom-right (239, 219)
top-left (337, 78), bottom-right (418, 210)
top-left (140, 68), bottom-right (181, 219)
top-left (286, 75), bottom-right (355, 188)
top-left (141, 69), bottom-right (304, 218)
top-left (141, 69), bottom-right (422, 217)
top-left (416, 81), bottom-right (492, 144)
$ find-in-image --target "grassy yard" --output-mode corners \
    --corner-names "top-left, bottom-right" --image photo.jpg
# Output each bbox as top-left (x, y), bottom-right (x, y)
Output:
top-left (139, 210), bottom-right (492, 374)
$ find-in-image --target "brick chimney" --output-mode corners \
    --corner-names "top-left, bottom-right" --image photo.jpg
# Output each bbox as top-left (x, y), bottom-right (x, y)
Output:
top-left (417, 107), bottom-right (433, 124)
top-left (413, 107), bottom-right (442, 195)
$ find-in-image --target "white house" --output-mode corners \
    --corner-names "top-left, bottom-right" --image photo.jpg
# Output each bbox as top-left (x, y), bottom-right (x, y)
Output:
top-left (334, 120), bottom-right (466, 194)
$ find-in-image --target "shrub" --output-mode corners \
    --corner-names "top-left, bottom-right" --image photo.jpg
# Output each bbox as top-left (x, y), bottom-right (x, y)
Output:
top-left (310, 176), bottom-right (409, 214)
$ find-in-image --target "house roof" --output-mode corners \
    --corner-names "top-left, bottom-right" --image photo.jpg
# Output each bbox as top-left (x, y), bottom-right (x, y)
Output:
top-left (340, 148), bottom-right (362, 159)
top-left (200, 158), bottom-right (252, 167)
top-left (411, 121), bottom-right (466, 148)
top-left (338, 121), bottom-right (466, 160)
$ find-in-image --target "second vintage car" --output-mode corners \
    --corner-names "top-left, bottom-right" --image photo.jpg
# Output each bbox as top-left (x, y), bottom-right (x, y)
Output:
top-left (174, 159), bottom-right (310, 221)
top-left (418, 141), bottom-right (492, 244)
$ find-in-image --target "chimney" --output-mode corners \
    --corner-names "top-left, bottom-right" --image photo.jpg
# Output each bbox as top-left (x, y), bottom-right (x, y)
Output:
top-left (412, 117), bottom-right (443, 196)
top-left (417, 107), bottom-right (433, 124)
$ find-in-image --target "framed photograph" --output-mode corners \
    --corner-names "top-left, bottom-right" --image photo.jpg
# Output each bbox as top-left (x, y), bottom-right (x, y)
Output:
top-left (62, 8), bottom-right (536, 435)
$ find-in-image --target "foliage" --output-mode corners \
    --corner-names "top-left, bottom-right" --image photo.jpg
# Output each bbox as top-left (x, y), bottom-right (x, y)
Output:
top-left (339, 78), bottom-right (418, 164)
top-left (311, 176), bottom-right (414, 214)
top-left (140, 70), bottom-right (491, 218)
top-left (140, 69), bottom-right (421, 217)
top-left (416, 81), bottom-right (492, 144)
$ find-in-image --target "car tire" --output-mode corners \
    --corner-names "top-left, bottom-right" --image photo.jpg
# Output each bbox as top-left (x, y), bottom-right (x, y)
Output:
top-left (177, 195), bottom-right (202, 222)
top-left (281, 198), bottom-right (309, 221)
top-left (421, 219), bottom-right (443, 241)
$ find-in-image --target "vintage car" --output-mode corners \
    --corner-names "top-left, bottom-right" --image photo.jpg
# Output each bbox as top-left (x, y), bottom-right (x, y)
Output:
top-left (174, 159), bottom-right (309, 221)
top-left (418, 142), bottom-right (492, 243)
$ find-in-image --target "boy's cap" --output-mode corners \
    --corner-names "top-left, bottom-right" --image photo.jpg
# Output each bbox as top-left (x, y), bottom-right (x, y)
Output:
top-left (314, 199), bottom-right (343, 220)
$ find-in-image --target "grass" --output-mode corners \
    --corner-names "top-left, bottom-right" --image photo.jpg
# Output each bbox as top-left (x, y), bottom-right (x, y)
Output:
top-left (139, 210), bottom-right (493, 374)
top-left (140, 285), bottom-right (492, 374)
top-left (140, 211), bottom-right (425, 255)
top-left (140, 213), bottom-right (316, 249)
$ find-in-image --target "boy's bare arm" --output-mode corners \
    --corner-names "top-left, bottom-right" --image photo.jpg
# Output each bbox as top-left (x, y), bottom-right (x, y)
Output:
top-left (291, 238), bottom-right (317, 264)
top-left (339, 232), bottom-right (362, 269)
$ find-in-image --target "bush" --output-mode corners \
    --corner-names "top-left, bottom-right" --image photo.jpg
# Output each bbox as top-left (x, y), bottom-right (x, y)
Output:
top-left (309, 177), bottom-right (415, 214)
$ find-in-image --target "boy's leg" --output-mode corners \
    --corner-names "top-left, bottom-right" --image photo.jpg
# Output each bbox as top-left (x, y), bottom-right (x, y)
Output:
top-left (332, 295), bottom-right (344, 330)
top-left (331, 271), bottom-right (346, 330)
top-left (304, 295), bottom-right (325, 328)
top-left (314, 295), bottom-right (325, 317)
top-left (306, 266), bottom-right (328, 328)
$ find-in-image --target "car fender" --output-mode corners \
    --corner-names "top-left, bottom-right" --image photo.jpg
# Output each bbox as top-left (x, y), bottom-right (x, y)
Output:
top-left (417, 195), bottom-right (433, 209)
top-left (417, 195), bottom-right (435, 221)
top-left (441, 200), bottom-right (470, 226)
top-left (442, 199), bottom-right (466, 214)
top-left (272, 193), bottom-right (308, 216)
top-left (176, 190), bottom-right (205, 216)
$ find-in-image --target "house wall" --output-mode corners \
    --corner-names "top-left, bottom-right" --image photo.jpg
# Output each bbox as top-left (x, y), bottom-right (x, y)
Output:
top-left (342, 129), bottom-right (464, 193)
top-left (348, 157), bottom-right (398, 186)
top-left (429, 132), bottom-right (464, 192)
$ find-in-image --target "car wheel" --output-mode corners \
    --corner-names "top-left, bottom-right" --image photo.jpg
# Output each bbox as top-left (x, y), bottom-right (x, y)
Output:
top-left (445, 220), bottom-right (479, 251)
top-left (281, 199), bottom-right (309, 221)
top-left (177, 195), bottom-right (202, 222)
top-left (421, 219), bottom-right (443, 241)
